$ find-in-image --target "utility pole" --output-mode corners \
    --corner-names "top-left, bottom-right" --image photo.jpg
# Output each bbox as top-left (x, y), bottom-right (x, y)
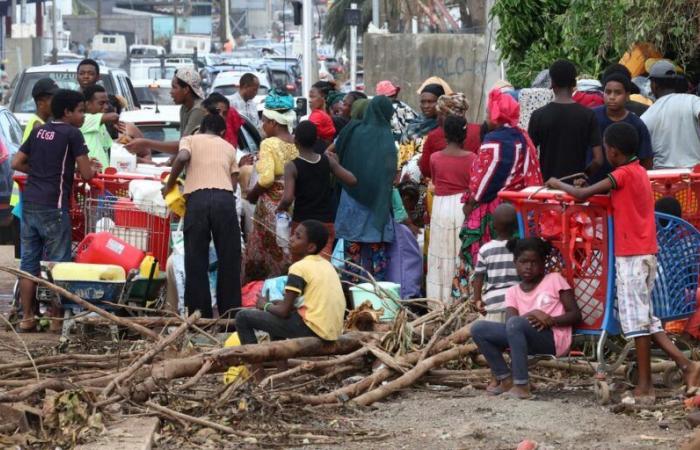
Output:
top-left (301, 0), bottom-right (312, 98)
top-left (20, 0), bottom-right (25, 24)
top-left (349, 3), bottom-right (357, 90)
top-left (372, 0), bottom-right (379, 27)
top-left (51, 0), bottom-right (57, 63)
top-left (219, 0), bottom-right (229, 45)
top-left (97, 0), bottom-right (102, 32)
top-left (173, 0), bottom-right (178, 36)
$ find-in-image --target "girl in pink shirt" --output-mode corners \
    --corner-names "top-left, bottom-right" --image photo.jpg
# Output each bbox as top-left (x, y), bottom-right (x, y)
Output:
top-left (471, 238), bottom-right (581, 399)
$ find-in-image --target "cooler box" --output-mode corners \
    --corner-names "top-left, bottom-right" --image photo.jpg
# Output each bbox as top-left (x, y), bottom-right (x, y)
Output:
top-left (349, 282), bottom-right (401, 322)
top-left (75, 232), bottom-right (146, 273)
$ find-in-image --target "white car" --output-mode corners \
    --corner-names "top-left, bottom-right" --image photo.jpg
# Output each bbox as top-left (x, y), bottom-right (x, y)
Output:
top-left (9, 63), bottom-right (139, 126)
top-left (210, 71), bottom-right (270, 112)
top-left (120, 108), bottom-right (181, 160)
top-left (130, 79), bottom-right (180, 118)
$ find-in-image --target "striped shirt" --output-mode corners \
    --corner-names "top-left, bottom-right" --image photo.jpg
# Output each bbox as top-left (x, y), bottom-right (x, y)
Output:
top-left (474, 239), bottom-right (520, 312)
top-left (180, 134), bottom-right (239, 195)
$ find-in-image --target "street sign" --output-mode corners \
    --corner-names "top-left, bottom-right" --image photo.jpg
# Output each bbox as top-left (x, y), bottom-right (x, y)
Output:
top-left (344, 8), bottom-right (361, 26)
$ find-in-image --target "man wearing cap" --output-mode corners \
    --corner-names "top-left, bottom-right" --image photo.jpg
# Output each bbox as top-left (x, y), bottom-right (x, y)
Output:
top-left (641, 60), bottom-right (700, 168)
top-left (23, 78), bottom-right (59, 143)
top-left (125, 68), bottom-right (206, 156)
top-left (376, 80), bottom-right (417, 141)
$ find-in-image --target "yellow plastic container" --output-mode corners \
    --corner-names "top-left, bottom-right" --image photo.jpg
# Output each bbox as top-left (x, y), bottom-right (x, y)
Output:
top-left (223, 332), bottom-right (250, 384)
top-left (163, 175), bottom-right (186, 217)
top-left (51, 262), bottom-right (126, 282)
top-left (139, 253), bottom-right (161, 279)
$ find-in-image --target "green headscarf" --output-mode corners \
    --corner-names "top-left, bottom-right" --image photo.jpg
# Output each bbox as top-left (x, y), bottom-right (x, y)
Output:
top-left (336, 96), bottom-right (397, 231)
top-left (327, 90), bottom-right (345, 108)
top-left (350, 98), bottom-right (369, 120)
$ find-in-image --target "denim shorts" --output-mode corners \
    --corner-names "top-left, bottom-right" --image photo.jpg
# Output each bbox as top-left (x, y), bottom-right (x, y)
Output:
top-left (20, 202), bottom-right (72, 275)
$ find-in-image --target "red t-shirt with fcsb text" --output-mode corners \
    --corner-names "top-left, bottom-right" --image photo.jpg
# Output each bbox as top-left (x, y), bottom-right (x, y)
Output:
top-left (607, 160), bottom-right (658, 256)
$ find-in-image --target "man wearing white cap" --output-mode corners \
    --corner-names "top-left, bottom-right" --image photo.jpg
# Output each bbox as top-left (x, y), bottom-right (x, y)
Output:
top-left (641, 60), bottom-right (700, 168)
top-left (125, 67), bottom-right (207, 156)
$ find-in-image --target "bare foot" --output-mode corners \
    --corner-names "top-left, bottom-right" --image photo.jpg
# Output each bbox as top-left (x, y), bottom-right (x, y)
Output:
top-left (499, 377), bottom-right (513, 391)
top-left (684, 361), bottom-right (700, 394)
top-left (487, 376), bottom-right (499, 390)
top-left (633, 385), bottom-right (655, 399)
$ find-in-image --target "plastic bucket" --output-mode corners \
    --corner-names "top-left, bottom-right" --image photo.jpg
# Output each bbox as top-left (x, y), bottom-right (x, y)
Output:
top-left (349, 281), bottom-right (401, 322)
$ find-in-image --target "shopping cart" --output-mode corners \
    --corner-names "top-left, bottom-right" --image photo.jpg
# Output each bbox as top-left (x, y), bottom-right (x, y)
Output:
top-left (499, 187), bottom-right (700, 403)
top-left (648, 168), bottom-right (700, 230)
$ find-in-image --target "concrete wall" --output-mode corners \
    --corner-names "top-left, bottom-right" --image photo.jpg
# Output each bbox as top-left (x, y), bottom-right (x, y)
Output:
top-left (4, 37), bottom-right (38, 81)
top-left (63, 15), bottom-right (153, 47)
top-left (363, 32), bottom-right (501, 122)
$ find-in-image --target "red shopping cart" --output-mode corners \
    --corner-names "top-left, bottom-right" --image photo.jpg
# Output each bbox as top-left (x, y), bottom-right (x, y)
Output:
top-left (500, 186), bottom-right (700, 403)
top-left (648, 167), bottom-right (700, 230)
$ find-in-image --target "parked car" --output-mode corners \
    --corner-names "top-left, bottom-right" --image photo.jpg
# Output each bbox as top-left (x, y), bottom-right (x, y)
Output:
top-left (211, 71), bottom-right (270, 112)
top-left (261, 60), bottom-right (301, 96)
top-left (132, 79), bottom-right (175, 106)
top-left (120, 107), bottom-right (261, 156)
top-left (0, 107), bottom-right (23, 239)
top-left (9, 63), bottom-right (140, 126)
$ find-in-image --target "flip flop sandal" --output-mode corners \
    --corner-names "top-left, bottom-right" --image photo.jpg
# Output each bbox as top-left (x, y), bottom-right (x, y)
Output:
top-left (502, 390), bottom-right (535, 400)
top-left (621, 390), bottom-right (656, 406)
top-left (486, 385), bottom-right (506, 396)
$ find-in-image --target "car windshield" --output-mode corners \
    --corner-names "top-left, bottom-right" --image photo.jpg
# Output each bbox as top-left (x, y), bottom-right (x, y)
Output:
top-left (134, 86), bottom-right (174, 105)
top-left (148, 67), bottom-right (177, 79)
top-left (136, 123), bottom-right (180, 142)
top-left (12, 72), bottom-right (114, 114)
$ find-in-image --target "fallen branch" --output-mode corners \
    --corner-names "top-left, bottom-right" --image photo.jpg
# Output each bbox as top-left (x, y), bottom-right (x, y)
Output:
top-left (0, 352), bottom-right (141, 373)
top-left (259, 347), bottom-right (370, 388)
top-left (145, 400), bottom-right (251, 437)
top-left (353, 343), bottom-right (477, 406)
top-left (0, 379), bottom-right (77, 403)
top-left (0, 267), bottom-right (161, 341)
top-left (0, 314), bottom-right (40, 381)
top-left (288, 322), bottom-right (475, 405)
top-left (417, 302), bottom-right (469, 364)
top-left (101, 311), bottom-right (201, 399)
top-left (131, 332), bottom-right (377, 402)
top-left (74, 315), bottom-right (238, 329)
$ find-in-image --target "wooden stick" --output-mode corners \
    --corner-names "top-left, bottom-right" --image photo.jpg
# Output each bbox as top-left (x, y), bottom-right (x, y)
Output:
top-left (0, 267), bottom-right (161, 341)
top-left (259, 347), bottom-right (370, 388)
top-left (144, 400), bottom-right (252, 437)
top-left (0, 379), bottom-right (77, 403)
top-left (417, 302), bottom-right (469, 364)
top-left (101, 311), bottom-right (201, 398)
top-left (353, 343), bottom-right (477, 406)
top-left (0, 352), bottom-right (141, 372)
top-left (0, 314), bottom-right (40, 381)
top-left (179, 360), bottom-right (213, 391)
top-left (74, 315), bottom-right (238, 328)
top-left (130, 332), bottom-right (376, 402)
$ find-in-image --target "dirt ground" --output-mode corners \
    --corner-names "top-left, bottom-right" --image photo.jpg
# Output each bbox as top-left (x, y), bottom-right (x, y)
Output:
top-left (326, 388), bottom-right (693, 450)
top-left (1, 243), bottom-right (697, 450)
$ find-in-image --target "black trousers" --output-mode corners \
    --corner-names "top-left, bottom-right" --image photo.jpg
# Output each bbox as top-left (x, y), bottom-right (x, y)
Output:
top-left (184, 189), bottom-right (241, 318)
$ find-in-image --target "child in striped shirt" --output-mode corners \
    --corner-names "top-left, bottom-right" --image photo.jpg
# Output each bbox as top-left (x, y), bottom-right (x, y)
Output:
top-left (472, 203), bottom-right (520, 323)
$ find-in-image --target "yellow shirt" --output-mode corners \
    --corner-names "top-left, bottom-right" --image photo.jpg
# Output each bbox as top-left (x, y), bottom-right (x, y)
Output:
top-left (22, 114), bottom-right (44, 143)
top-left (285, 254), bottom-right (346, 340)
top-left (255, 137), bottom-right (298, 188)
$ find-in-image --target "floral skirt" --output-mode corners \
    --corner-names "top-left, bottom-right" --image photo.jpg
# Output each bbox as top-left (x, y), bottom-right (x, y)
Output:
top-left (342, 241), bottom-right (389, 284)
top-left (244, 182), bottom-right (291, 282)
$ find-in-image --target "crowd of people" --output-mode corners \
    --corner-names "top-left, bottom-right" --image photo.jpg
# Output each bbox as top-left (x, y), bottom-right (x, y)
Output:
top-left (11, 55), bottom-right (700, 403)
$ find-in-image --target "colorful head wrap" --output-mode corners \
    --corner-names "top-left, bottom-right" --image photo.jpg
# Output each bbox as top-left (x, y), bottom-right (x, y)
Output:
top-left (263, 108), bottom-right (296, 132)
top-left (264, 89), bottom-right (295, 111)
top-left (487, 88), bottom-right (520, 127)
top-left (437, 93), bottom-right (469, 117)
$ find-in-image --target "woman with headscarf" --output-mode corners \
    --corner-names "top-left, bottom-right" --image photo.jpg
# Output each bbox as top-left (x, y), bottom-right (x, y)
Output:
top-left (244, 92), bottom-right (298, 282)
top-left (418, 93), bottom-right (482, 178)
top-left (451, 88), bottom-right (543, 302)
top-left (335, 96), bottom-right (397, 283)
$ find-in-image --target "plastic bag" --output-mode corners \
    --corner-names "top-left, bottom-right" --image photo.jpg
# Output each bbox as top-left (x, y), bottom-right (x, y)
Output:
top-left (222, 332), bottom-right (250, 384)
top-left (275, 212), bottom-right (291, 252)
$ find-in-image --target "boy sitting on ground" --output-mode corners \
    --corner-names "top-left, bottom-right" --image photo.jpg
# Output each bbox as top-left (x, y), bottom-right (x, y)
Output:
top-left (546, 121), bottom-right (700, 404)
top-left (235, 219), bottom-right (346, 379)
